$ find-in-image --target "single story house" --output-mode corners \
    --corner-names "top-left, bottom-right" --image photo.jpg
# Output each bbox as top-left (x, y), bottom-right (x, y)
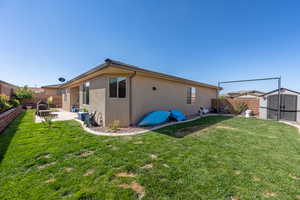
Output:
top-left (259, 88), bottom-right (300, 122)
top-left (59, 59), bottom-right (219, 127)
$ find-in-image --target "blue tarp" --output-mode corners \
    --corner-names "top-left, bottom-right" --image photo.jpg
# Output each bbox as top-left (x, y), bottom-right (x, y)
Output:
top-left (138, 110), bottom-right (170, 126)
top-left (170, 110), bottom-right (186, 121)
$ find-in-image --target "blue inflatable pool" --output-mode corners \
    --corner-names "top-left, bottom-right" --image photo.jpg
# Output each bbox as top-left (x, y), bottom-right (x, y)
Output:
top-left (138, 110), bottom-right (170, 126)
top-left (170, 110), bottom-right (186, 121)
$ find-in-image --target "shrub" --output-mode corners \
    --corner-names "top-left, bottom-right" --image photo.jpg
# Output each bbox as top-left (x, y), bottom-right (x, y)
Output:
top-left (42, 115), bottom-right (54, 128)
top-left (109, 120), bottom-right (120, 132)
top-left (234, 103), bottom-right (248, 114)
top-left (10, 98), bottom-right (20, 107)
top-left (15, 86), bottom-right (33, 103)
top-left (0, 95), bottom-right (12, 113)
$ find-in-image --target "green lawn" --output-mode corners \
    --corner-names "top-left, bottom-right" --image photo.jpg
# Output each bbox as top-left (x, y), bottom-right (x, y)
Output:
top-left (1, 110), bottom-right (300, 200)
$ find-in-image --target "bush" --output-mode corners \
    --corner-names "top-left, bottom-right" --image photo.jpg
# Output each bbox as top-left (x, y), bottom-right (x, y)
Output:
top-left (108, 120), bottom-right (120, 132)
top-left (234, 103), bottom-right (248, 114)
top-left (42, 115), bottom-right (54, 128)
top-left (0, 95), bottom-right (12, 113)
top-left (10, 98), bottom-right (20, 107)
top-left (15, 86), bottom-right (33, 103)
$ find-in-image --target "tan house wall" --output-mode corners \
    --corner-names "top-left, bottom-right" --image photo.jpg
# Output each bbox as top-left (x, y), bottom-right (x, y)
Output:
top-left (131, 75), bottom-right (217, 125)
top-left (105, 76), bottom-right (131, 127)
top-left (62, 88), bottom-right (71, 111)
top-left (79, 76), bottom-right (106, 126)
top-left (62, 73), bottom-right (217, 127)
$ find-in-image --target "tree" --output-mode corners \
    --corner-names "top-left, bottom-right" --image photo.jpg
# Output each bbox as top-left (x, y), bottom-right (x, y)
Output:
top-left (14, 86), bottom-right (34, 103)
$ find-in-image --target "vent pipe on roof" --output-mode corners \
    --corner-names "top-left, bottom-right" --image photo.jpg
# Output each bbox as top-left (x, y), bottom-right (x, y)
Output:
top-left (105, 58), bottom-right (112, 63)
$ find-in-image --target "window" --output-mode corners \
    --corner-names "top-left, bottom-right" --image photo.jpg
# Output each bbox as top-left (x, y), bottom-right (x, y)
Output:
top-left (83, 82), bottom-right (90, 104)
top-left (109, 77), bottom-right (126, 98)
top-left (187, 87), bottom-right (196, 104)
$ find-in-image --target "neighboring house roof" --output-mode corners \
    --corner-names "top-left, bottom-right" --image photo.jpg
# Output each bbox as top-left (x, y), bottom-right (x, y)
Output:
top-left (41, 84), bottom-right (62, 89)
top-left (260, 88), bottom-right (300, 97)
top-left (60, 58), bottom-right (219, 89)
top-left (0, 80), bottom-right (19, 88)
top-left (28, 87), bottom-right (44, 93)
top-left (224, 90), bottom-right (265, 98)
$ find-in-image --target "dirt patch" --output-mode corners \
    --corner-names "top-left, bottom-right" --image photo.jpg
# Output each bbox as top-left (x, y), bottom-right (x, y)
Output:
top-left (234, 170), bottom-right (241, 175)
top-left (83, 169), bottom-right (95, 176)
top-left (45, 178), bottom-right (56, 183)
top-left (79, 151), bottom-right (94, 157)
top-left (140, 164), bottom-right (153, 169)
top-left (263, 191), bottom-right (277, 198)
top-left (38, 162), bottom-right (56, 169)
top-left (149, 154), bottom-right (157, 159)
top-left (230, 196), bottom-right (240, 200)
top-left (216, 125), bottom-right (238, 130)
top-left (118, 181), bottom-right (145, 199)
top-left (163, 164), bottom-right (170, 168)
top-left (296, 195), bottom-right (300, 199)
top-left (111, 146), bottom-right (119, 151)
top-left (65, 167), bottom-right (73, 172)
top-left (115, 172), bottom-right (136, 178)
top-left (133, 141), bottom-right (143, 144)
top-left (289, 174), bottom-right (300, 180)
top-left (40, 154), bottom-right (51, 159)
top-left (175, 125), bottom-right (208, 137)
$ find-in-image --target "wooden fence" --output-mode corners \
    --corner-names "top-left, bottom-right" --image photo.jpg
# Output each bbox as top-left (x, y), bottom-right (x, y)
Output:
top-left (212, 98), bottom-right (260, 115)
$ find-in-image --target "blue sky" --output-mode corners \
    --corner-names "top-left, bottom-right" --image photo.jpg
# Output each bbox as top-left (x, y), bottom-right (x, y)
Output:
top-left (1, 0), bottom-right (300, 93)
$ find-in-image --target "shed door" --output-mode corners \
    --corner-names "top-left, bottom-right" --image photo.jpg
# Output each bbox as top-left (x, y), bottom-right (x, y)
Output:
top-left (267, 94), bottom-right (297, 121)
top-left (267, 95), bottom-right (279, 120)
top-left (281, 94), bottom-right (297, 121)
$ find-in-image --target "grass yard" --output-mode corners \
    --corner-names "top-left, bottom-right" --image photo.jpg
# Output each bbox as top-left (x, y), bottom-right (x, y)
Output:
top-left (1, 110), bottom-right (300, 200)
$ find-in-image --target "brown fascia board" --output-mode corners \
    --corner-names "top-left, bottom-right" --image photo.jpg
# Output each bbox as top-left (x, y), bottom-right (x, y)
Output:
top-left (60, 58), bottom-right (219, 90)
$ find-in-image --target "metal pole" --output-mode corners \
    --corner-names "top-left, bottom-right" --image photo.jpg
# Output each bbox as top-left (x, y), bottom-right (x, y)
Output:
top-left (277, 77), bottom-right (281, 121)
top-left (217, 81), bottom-right (220, 113)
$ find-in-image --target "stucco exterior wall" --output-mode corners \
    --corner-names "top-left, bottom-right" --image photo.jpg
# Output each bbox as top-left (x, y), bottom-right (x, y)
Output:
top-left (131, 75), bottom-right (217, 125)
top-left (105, 76), bottom-right (130, 127)
top-left (79, 76), bottom-right (106, 126)
top-left (62, 88), bottom-right (71, 111)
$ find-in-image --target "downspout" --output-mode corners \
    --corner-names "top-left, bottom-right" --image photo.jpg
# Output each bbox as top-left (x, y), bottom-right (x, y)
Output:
top-left (129, 71), bottom-right (137, 126)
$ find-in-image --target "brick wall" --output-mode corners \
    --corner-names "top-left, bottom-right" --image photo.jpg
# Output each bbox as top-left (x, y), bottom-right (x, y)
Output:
top-left (0, 106), bottom-right (23, 133)
top-left (212, 98), bottom-right (260, 115)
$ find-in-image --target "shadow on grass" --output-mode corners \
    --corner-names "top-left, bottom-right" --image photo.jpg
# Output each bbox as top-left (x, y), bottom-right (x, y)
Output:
top-left (0, 111), bottom-right (26, 164)
top-left (153, 116), bottom-right (233, 138)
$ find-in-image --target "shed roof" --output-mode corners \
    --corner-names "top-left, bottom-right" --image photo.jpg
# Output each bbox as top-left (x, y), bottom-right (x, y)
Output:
top-left (260, 88), bottom-right (300, 96)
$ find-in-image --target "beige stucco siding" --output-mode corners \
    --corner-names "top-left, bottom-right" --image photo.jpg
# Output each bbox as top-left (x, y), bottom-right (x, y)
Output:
top-left (105, 76), bottom-right (131, 127)
top-left (62, 88), bottom-right (71, 111)
top-left (79, 76), bottom-right (106, 126)
top-left (131, 75), bottom-right (217, 125)
top-left (198, 87), bottom-right (218, 108)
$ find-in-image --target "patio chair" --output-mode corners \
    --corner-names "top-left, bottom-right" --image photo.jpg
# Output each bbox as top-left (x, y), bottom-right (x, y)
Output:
top-left (36, 100), bottom-right (51, 116)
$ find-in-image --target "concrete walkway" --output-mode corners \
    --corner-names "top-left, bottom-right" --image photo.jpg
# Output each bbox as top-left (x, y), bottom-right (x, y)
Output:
top-left (279, 120), bottom-right (300, 133)
top-left (35, 109), bottom-right (78, 123)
